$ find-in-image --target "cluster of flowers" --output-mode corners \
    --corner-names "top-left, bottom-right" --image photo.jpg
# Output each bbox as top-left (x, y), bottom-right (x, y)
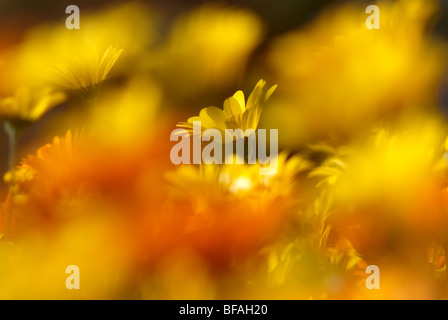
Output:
top-left (0, 0), bottom-right (447, 299)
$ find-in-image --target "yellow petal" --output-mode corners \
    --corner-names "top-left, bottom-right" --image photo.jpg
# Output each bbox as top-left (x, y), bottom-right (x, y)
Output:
top-left (199, 106), bottom-right (227, 131)
top-left (224, 96), bottom-right (244, 119)
top-left (232, 90), bottom-right (246, 111)
top-left (246, 79), bottom-right (266, 109)
top-left (264, 84), bottom-right (277, 102)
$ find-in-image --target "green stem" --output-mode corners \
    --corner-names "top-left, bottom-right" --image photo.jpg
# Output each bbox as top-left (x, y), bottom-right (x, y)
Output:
top-left (6, 122), bottom-right (16, 174)
top-left (4, 121), bottom-right (16, 235)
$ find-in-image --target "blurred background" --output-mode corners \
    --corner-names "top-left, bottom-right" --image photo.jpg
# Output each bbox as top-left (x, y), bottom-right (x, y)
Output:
top-left (0, 0), bottom-right (447, 178)
top-left (1, 0), bottom-right (448, 299)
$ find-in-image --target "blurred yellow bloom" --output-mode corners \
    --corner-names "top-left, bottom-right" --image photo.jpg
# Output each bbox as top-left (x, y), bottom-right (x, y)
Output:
top-left (0, 214), bottom-right (133, 299)
top-left (156, 4), bottom-right (263, 98)
top-left (307, 119), bottom-right (448, 285)
top-left (265, 0), bottom-right (446, 146)
top-left (263, 192), bottom-right (363, 299)
top-left (177, 79), bottom-right (276, 135)
top-left (0, 2), bottom-right (153, 94)
top-left (0, 86), bottom-right (66, 122)
top-left (44, 46), bottom-right (123, 100)
top-left (21, 130), bottom-right (84, 183)
top-left (167, 151), bottom-right (306, 199)
top-left (310, 117), bottom-right (446, 214)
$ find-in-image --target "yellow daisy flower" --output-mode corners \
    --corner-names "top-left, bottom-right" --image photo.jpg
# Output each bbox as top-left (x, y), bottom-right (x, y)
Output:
top-left (20, 130), bottom-right (84, 182)
top-left (166, 151), bottom-right (308, 199)
top-left (44, 45), bottom-right (123, 101)
top-left (309, 118), bottom-right (446, 215)
top-left (0, 86), bottom-right (66, 122)
top-left (177, 79), bottom-right (276, 136)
